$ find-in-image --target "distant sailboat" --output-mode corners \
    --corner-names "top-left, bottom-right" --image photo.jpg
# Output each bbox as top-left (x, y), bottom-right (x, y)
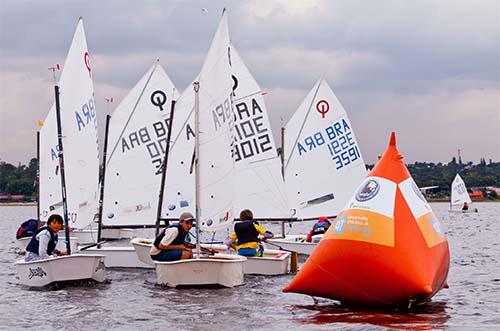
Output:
top-left (267, 78), bottom-right (367, 254)
top-left (449, 174), bottom-right (478, 213)
top-left (16, 18), bottom-right (105, 287)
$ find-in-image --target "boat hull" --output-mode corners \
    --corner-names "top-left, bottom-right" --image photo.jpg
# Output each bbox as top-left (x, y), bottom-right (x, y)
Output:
top-left (80, 246), bottom-right (152, 268)
top-left (132, 238), bottom-right (290, 275)
top-left (266, 235), bottom-right (317, 255)
top-left (15, 254), bottom-right (106, 287)
top-left (15, 236), bottom-right (78, 254)
top-left (155, 254), bottom-right (246, 287)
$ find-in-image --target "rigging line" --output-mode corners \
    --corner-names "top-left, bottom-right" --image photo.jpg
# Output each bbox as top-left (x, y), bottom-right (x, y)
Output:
top-left (233, 90), bottom-right (263, 103)
top-left (284, 79), bottom-right (323, 171)
top-left (107, 60), bottom-right (159, 162)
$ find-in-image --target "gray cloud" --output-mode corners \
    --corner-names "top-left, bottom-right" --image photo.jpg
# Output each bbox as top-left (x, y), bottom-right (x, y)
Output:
top-left (1, 0), bottom-right (499, 165)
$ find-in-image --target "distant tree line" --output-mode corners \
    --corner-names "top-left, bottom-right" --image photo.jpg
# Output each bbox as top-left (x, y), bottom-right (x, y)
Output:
top-left (0, 158), bottom-right (38, 197)
top-left (1, 157), bottom-right (499, 198)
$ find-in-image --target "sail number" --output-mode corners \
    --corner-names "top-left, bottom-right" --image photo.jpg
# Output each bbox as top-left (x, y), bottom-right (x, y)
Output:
top-left (297, 118), bottom-right (361, 170)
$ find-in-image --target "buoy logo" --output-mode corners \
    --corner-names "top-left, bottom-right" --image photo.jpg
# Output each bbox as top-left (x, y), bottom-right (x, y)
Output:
top-left (412, 180), bottom-right (427, 203)
top-left (428, 214), bottom-right (443, 236)
top-left (356, 179), bottom-right (380, 202)
top-left (334, 214), bottom-right (346, 234)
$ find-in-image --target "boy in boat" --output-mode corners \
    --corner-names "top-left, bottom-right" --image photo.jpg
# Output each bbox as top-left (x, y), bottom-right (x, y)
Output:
top-left (16, 218), bottom-right (43, 239)
top-left (305, 216), bottom-right (331, 243)
top-left (150, 211), bottom-right (194, 262)
top-left (25, 214), bottom-right (67, 261)
top-left (462, 202), bottom-right (469, 211)
top-left (224, 209), bottom-right (274, 257)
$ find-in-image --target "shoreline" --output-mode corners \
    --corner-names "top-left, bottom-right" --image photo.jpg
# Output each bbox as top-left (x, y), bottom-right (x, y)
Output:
top-left (0, 202), bottom-right (37, 206)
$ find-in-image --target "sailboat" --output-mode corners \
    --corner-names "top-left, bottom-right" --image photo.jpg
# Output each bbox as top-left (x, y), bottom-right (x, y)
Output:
top-left (267, 78), bottom-right (367, 255)
top-left (449, 173), bottom-right (478, 213)
top-left (153, 10), bottom-right (245, 287)
top-left (81, 61), bottom-right (179, 268)
top-left (15, 18), bottom-right (105, 287)
top-left (132, 45), bottom-right (291, 275)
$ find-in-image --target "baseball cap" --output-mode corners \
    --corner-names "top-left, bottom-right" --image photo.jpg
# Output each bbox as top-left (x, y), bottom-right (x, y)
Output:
top-left (180, 212), bottom-right (195, 222)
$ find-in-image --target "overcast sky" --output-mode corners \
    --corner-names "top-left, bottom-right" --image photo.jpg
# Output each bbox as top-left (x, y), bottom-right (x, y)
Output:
top-left (1, 0), bottom-right (499, 166)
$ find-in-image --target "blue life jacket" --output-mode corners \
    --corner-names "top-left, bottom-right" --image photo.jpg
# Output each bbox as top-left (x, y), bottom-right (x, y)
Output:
top-left (25, 226), bottom-right (58, 256)
top-left (16, 219), bottom-right (39, 239)
top-left (234, 220), bottom-right (259, 246)
top-left (153, 224), bottom-right (189, 249)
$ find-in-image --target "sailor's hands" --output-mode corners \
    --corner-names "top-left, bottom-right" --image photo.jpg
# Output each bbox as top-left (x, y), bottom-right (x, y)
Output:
top-left (57, 251), bottom-right (68, 256)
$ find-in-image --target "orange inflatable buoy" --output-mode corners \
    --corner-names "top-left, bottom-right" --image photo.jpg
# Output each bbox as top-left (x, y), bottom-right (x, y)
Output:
top-left (283, 132), bottom-right (450, 307)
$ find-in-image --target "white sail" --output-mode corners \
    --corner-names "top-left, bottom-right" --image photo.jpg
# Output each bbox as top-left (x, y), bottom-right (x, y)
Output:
top-left (102, 61), bottom-right (179, 227)
top-left (160, 82), bottom-right (196, 220)
top-left (284, 78), bottom-right (367, 219)
top-left (39, 108), bottom-right (63, 221)
top-left (195, 11), bottom-right (235, 232)
top-left (230, 45), bottom-right (290, 219)
top-left (39, 18), bottom-right (99, 229)
top-left (451, 173), bottom-right (472, 207)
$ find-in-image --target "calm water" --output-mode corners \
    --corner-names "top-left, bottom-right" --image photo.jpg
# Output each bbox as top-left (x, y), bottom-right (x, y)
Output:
top-left (1, 203), bottom-right (499, 330)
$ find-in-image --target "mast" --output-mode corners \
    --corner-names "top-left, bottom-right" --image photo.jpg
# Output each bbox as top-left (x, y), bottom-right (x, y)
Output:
top-left (194, 81), bottom-right (201, 259)
top-left (155, 98), bottom-right (177, 236)
top-left (97, 114), bottom-right (111, 244)
top-left (280, 127), bottom-right (285, 179)
top-left (36, 131), bottom-right (40, 220)
top-left (54, 84), bottom-right (71, 255)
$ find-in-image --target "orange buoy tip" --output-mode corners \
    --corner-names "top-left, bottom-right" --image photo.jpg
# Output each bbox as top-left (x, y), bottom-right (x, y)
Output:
top-left (423, 285), bottom-right (433, 294)
top-left (389, 132), bottom-right (396, 146)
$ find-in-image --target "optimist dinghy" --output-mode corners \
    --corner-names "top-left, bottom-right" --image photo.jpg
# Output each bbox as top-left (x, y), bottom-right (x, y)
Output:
top-left (284, 132), bottom-right (450, 307)
top-left (267, 78), bottom-right (367, 254)
top-left (449, 174), bottom-right (478, 213)
top-left (16, 18), bottom-right (106, 287)
top-left (153, 10), bottom-right (245, 287)
top-left (81, 61), bottom-right (180, 268)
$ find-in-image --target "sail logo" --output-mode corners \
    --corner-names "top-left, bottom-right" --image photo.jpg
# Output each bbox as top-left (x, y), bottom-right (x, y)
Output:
top-left (356, 179), bottom-right (380, 202)
top-left (84, 51), bottom-right (91, 77)
top-left (334, 214), bottom-right (346, 234)
top-left (28, 267), bottom-right (47, 279)
top-left (316, 100), bottom-right (330, 118)
top-left (150, 90), bottom-right (167, 111)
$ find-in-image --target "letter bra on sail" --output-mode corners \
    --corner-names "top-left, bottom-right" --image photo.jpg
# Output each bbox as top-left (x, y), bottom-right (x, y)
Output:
top-left (283, 132), bottom-right (450, 307)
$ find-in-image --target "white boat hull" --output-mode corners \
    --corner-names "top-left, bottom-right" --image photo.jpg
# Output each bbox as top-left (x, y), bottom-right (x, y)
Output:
top-left (15, 236), bottom-right (78, 254)
top-left (130, 238), bottom-right (155, 266)
top-left (102, 228), bottom-right (135, 239)
top-left (71, 228), bottom-right (136, 245)
top-left (449, 209), bottom-right (479, 213)
top-left (81, 245), bottom-right (152, 268)
top-left (155, 254), bottom-right (246, 287)
top-left (132, 238), bottom-right (290, 275)
top-left (15, 254), bottom-right (106, 287)
top-left (266, 235), bottom-right (318, 255)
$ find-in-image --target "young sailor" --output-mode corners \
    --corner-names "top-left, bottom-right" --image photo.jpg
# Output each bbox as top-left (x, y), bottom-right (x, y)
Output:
top-left (305, 216), bottom-right (331, 243)
top-left (25, 214), bottom-right (66, 261)
top-left (225, 209), bottom-right (274, 257)
top-left (150, 211), bottom-right (194, 262)
top-left (462, 202), bottom-right (469, 211)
